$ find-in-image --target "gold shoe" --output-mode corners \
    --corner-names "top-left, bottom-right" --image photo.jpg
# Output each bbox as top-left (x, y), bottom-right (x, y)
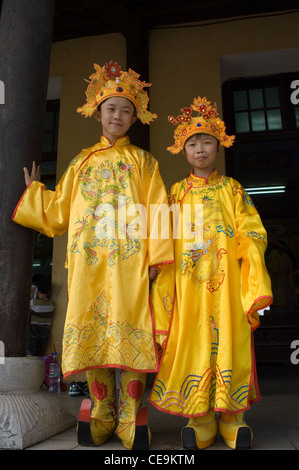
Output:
top-left (77, 397), bottom-right (116, 447)
top-left (219, 412), bottom-right (252, 450)
top-left (80, 369), bottom-right (117, 446)
top-left (182, 412), bottom-right (218, 450)
top-left (117, 370), bottom-right (148, 450)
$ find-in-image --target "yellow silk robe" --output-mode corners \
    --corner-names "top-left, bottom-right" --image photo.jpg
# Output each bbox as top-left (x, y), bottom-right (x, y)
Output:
top-left (12, 136), bottom-right (174, 379)
top-left (148, 170), bottom-right (272, 417)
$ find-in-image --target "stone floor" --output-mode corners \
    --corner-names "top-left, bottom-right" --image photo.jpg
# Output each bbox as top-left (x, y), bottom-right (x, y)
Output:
top-left (25, 363), bottom-right (299, 452)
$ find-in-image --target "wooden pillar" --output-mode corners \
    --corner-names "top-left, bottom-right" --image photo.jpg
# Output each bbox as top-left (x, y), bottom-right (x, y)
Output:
top-left (126, 32), bottom-right (151, 150)
top-left (0, 0), bottom-right (55, 356)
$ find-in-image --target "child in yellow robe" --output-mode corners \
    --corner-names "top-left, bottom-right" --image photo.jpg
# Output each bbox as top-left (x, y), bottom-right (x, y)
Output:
top-left (12, 62), bottom-right (174, 449)
top-left (148, 97), bottom-right (272, 450)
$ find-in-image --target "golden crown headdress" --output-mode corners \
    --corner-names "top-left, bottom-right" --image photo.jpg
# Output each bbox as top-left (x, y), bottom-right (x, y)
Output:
top-left (77, 61), bottom-right (157, 125)
top-left (167, 96), bottom-right (235, 154)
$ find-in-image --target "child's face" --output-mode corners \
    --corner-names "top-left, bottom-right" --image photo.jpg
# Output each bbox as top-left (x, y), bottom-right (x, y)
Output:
top-left (184, 133), bottom-right (219, 177)
top-left (94, 97), bottom-right (137, 143)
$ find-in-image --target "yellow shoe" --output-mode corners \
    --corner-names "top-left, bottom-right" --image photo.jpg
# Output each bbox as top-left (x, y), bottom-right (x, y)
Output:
top-left (78, 369), bottom-right (117, 447)
top-left (117, 407), bottom-right (151, 450)
top-left (219, 412), bottom-right (252, 450)
top-left (182, 412), bottom-right (218, 450)
top-left (130, 406), bottom-right (151, 450)
top-left (77, 397), bottom-right (116, 447)
top-left (117, 370), bottom-right (149, 450)
top-left (90, 416), bottom-right (116, 446)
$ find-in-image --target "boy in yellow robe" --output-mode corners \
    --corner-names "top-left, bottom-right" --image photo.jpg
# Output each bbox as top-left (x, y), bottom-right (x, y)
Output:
top-left (148, 97), bottom-right (272, 450)
top-left (12, 61), bottom-right (174, 449)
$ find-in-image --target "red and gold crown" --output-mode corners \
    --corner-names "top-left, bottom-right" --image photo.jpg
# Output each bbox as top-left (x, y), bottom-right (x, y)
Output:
top-left (167, 96), bottom-right (235, 154)
top-left (77, 61), bottom-right (157, 124)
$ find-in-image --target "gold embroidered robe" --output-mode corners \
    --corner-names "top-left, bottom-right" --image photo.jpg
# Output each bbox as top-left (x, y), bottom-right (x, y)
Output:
top-left (12, 136), bottom-right (174, 379)
top-left (148, 170), bottom-right (272, 416)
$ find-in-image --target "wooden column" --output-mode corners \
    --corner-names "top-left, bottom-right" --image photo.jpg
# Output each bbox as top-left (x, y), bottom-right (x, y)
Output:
top-left (0, 0), bottom-right (55, 356)
top-left (126, 32), bottom-right (150, 150)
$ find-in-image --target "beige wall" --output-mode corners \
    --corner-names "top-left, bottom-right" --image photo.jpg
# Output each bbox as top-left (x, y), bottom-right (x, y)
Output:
top-left (49, 12), bottom-right (299, 358)
top-left (149, 11), bottom-right (299, 187)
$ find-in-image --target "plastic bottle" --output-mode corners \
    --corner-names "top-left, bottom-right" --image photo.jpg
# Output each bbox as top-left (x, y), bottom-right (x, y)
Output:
top-left (49, 352), bottom-right (61, 393)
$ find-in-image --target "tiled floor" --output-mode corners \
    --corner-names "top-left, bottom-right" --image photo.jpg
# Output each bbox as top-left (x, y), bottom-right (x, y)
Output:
top-left (26, 363), bottom-right (299, 451)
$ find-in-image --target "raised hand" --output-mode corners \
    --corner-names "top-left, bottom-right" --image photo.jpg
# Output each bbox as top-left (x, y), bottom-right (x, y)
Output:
top-left (23, 161), bottom-right (41, 186)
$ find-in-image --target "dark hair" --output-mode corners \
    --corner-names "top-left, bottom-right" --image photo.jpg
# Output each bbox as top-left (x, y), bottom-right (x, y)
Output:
top-left (32, 273), bottom-right (43, 284)
top-left (36, 277), bottom-right (51, 295)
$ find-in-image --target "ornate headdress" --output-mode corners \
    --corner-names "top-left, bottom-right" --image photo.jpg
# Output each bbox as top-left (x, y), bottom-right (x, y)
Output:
top-left (77, 61), bottom-right (157, 124)
top-left (167, 96), bottom-right (235, 154)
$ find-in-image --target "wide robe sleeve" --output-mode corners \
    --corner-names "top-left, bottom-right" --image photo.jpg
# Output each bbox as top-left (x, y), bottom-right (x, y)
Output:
top-left (12, 161), bottom-right (76, 237)
top-left (141, 157), bottom-right (174, 266)
top-left (140, 154), bottom-right (175, 346)
top-left (234, 184), bottom-right (273, 330)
